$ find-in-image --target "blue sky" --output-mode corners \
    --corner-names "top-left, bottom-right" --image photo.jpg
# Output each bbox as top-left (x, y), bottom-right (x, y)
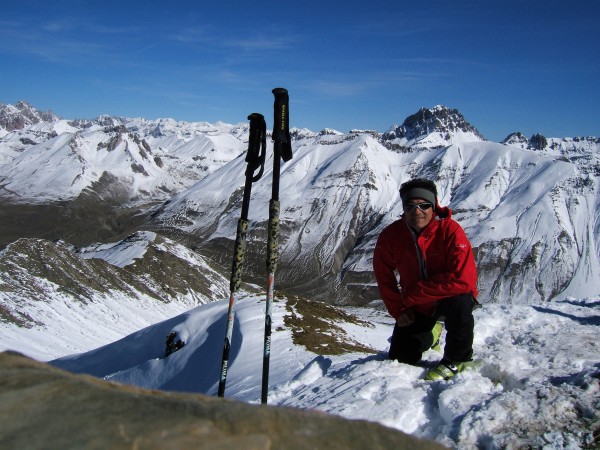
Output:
top-left (1, 0), bottom-right (598, 141)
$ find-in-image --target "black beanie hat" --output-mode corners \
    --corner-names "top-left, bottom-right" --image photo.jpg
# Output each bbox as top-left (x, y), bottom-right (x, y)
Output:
top-left (399, 179), bottom-right (437, 205)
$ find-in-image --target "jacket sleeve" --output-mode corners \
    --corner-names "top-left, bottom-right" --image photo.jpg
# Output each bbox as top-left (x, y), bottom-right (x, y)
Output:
top-left (373, 230), bottom-right (407, 320)
top-left (403, 221), bottom-right (477, 306)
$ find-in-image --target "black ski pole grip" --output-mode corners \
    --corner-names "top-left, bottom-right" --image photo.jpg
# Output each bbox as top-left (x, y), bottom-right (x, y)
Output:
top-left (246, 113), bottom-right (266, 181)
top-left (272, 88), bottom-right (293, 162)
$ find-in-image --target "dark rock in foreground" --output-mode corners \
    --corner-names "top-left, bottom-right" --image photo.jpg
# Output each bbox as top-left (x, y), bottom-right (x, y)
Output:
top-left (0, 352), bottom-right (442, 449)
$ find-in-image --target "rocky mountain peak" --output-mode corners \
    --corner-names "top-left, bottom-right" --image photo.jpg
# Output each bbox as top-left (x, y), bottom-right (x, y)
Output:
top-left (529, 133), bottom-right (548, 150)
top-left (94, 114), bottom-right (127, 128)
top-left (0, 100), bottom-right (59, 131)
top-left (382, 105), bottom-right (484, 143)
top-left (502, 131), bottom-right (529, 146)
top-left (502, 131), bottom-right (549, 150)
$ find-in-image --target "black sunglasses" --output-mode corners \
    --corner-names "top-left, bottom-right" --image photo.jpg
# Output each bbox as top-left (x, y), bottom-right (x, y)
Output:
top-left (404, 202), bottom-right (434, 212)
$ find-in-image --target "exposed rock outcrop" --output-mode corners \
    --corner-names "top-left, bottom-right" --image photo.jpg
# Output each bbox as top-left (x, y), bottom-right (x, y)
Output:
top-left (0, 352), bottom-right (442, 449)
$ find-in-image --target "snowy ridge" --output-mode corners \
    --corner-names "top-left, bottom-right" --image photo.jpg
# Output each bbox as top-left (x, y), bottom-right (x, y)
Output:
top-left (0, 111), bottom-right (248, 203)
top-left (0, 232), bottom-right (230, 360)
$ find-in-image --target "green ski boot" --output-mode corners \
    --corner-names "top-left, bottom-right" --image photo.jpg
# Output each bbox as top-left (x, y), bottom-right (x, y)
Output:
top-left (430, 322), bottom-right (443, 352)
top-left (425, 359), bottom-right (466, 381)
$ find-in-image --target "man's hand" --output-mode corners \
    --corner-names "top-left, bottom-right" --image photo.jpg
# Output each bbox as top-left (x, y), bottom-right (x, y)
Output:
top-left (396, 310), bottom-right (415, 327)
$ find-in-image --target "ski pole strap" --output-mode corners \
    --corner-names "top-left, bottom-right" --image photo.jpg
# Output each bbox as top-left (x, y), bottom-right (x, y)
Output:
top-left (272, 88), bottom-right (293, 162)
top-left (266, 199), bottom-right (280, 273)
top-left (230, 218), bottom-right (249, 292)
top-left (246, 113), bottom-right (267, 182)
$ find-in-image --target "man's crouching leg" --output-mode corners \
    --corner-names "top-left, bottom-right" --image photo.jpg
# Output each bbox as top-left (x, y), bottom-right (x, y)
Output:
top-left (388, 313), bottom-right (437, 365)
top-left (436, 293), bottom-right (475, 363)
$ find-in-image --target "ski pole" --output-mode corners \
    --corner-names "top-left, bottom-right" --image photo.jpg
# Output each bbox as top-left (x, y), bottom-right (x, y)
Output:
top-left (262, 88), bottom-right (293, 404)
top-left (218, 112), bottom-right (266, 398)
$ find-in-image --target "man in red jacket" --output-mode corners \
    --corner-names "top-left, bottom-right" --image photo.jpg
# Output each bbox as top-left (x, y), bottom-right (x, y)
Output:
top-left (373, 178), bottom-right (478, 380)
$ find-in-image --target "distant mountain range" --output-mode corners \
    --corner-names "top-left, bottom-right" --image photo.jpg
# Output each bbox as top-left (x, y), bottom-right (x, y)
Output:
top-left (1, 100), bottom-right (599, 353)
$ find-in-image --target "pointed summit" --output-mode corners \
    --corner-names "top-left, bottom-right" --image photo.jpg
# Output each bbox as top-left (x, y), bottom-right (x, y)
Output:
top-left (502, 131), bottom-right (529, 147)
top-left (502, 132), bottom-right (550, 151)
top-left (382, 106), bottom-right (484, 148)
top-left (0, 100), bottom-right (59, 131)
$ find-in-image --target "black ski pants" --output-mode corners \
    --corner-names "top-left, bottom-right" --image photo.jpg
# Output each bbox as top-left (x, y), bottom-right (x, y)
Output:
top-left (388, 293), bottom-right (475, 365)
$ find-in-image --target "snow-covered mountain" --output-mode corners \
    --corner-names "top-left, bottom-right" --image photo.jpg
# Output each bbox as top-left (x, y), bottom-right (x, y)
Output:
top-left (382, 105), bottom-right (484, 148)
top-left (0, 100), bottom-right (60, 132)
top-left (0, 231), bottom-right (230, 360)
top-left (148, 109), bottom-right (600, 305)
top-left (1, 101), bottom-right (599, 306)
top-left (0, 105), bottom-right (247, 204)
top-left (0, 102), bottom-right (250, 246)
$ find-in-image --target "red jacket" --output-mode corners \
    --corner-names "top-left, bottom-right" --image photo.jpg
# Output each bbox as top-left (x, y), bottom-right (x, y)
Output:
top-left (373, 207), bottom-right (478, 319)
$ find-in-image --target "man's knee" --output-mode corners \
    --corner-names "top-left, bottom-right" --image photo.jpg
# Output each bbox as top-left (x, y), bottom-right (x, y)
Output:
top-left (438, 293), bottom-right (474, 317)
top-left (452, 293), bottom-right (475, 308)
